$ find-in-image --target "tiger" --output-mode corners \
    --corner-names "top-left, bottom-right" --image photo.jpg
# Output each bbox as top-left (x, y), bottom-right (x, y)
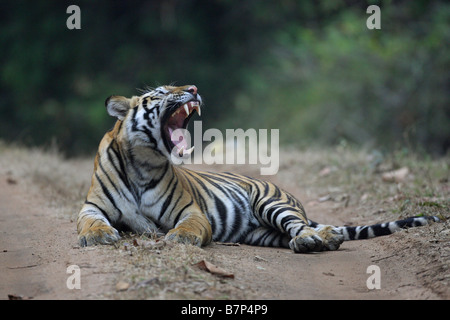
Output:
top-left (77, 84), bottom-right (440, 253)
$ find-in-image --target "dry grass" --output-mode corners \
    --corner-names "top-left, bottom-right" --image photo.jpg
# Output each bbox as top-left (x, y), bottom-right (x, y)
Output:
top-left (276, 146), bottom-right (449, 223)
top-left (100, 234), bottom-right (254, 299)
top-left (0, 141), bottom-right (92, 220)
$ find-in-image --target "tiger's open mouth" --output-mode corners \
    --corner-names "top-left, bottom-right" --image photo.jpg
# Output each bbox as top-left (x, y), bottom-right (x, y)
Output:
top-left (162, 100), bottom-right (201, 156)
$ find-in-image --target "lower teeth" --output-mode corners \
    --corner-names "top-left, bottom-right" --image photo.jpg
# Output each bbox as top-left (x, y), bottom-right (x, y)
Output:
top-left (178, 146), bottom-right (195, 157)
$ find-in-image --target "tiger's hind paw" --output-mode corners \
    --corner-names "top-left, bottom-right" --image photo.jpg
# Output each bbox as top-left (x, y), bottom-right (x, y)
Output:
top-left (317, 225), bottom-right (344, 251)
top-left (289, 228), bottom-right (324, 253)
top-left (289, 226), bottom-right (344, 253)
top-left (78, 219), bottom-right (120, 247)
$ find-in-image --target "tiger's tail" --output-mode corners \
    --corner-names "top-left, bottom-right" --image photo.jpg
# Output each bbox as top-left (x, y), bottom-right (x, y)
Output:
top-left (309, 215), bottom-right (441, 241)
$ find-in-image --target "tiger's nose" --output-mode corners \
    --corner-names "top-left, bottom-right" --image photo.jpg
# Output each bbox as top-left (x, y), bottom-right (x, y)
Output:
top-left (185, 85), bottom-right (198, 95)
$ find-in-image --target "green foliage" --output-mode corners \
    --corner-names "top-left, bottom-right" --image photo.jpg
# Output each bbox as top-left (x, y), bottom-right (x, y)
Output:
top-left (229, 1), bottom-right (450, 154)
top-left (0, 0), bottom-right (448, 155)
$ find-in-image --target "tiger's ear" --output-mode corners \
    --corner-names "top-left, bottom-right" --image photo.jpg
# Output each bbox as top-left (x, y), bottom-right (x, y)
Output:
top-left (105, 95), bottom-right (132, 120)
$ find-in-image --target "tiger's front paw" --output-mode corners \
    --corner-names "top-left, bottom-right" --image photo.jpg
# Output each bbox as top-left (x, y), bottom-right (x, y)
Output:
top-left (165, 227), bottom-right (202, 247)
top-left (78, 219), bottom-right (120, 247)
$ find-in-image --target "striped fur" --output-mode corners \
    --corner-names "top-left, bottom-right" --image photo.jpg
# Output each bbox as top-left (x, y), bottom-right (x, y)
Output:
top-left (77, 85), bottom-right (440, 253)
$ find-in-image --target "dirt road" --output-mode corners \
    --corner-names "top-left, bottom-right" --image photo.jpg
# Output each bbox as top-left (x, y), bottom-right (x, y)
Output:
top-left (1, 166), bottom-right (447, 300)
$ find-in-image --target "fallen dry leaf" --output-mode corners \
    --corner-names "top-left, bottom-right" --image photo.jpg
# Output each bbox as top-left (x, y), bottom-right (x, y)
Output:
top-left (194, 260), bottom-right (234, 278)
top-left (319, 167), bottom-right (332, 177)
top-left (115, 281), bottom-right (130, 291)
top-left (382, 167), bottom-right (409, 183)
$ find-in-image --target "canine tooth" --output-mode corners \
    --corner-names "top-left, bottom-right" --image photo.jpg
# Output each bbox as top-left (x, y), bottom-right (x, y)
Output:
top-left (184, 146), bottom-right (195, 155)
top-left (196, 106), bottom-right (201, 116)
top-left (184, 104), bottom-right (190, 116)
top-left (178, 146), bottom-right (184, 156)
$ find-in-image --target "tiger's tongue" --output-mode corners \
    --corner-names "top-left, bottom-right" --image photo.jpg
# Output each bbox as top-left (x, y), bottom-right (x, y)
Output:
top-left (167, 103), bottom-right (196, 156)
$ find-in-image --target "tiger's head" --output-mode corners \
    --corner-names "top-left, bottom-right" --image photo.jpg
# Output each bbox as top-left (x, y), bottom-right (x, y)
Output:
top-left (105, 85), bottom-right (202, 161)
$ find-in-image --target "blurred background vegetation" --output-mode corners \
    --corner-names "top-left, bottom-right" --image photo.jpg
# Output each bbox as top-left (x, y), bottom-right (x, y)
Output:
top-left (0, 0), bottom-right (448, 156)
